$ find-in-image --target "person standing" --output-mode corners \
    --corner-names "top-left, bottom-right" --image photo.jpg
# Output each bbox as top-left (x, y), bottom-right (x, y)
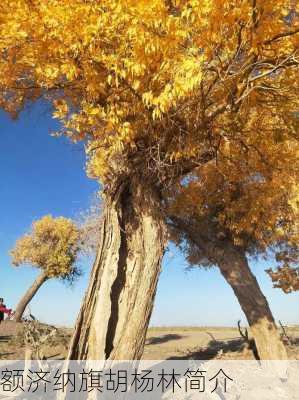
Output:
top-left (0, 298), bottom-right (12, 324)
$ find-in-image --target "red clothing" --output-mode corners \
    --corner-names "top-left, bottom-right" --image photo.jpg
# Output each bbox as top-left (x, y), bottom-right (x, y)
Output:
top-left (0, 305), bottom-right (12, 316)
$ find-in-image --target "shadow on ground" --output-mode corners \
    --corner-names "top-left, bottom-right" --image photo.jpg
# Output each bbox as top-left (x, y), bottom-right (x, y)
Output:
top-left (0, 335), bottom-right (12, 343)
top-left (0, 334), bottom-right (15, 358)
top-left (146, 334), bottom-right (185, 345)
top-left (0, 352), bottom-right (15, 357)
top-left (168, 338), bottom-right (250, 360)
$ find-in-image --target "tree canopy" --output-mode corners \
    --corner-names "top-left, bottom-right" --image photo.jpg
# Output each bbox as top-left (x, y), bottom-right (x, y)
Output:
top-left (10, 215), bottom-right (81, 281)
top-left (168, 145), bottom-right (298, 265)
top-left (1, 0), bottom-right (298, 188)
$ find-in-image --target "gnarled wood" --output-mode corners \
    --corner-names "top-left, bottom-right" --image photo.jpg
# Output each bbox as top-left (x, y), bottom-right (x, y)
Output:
top-left (68, 182), bottom-right (166, 360)
top-left (170, 217), bottom-right (287, 360)
top-left (218, 250), bottom-right (287, 360)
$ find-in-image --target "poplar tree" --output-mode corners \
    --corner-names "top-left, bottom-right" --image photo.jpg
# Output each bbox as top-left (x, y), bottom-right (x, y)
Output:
top-left (1, 0), bottom-right (297, 359)
top-left (11, 215), bottom-right (80, 322)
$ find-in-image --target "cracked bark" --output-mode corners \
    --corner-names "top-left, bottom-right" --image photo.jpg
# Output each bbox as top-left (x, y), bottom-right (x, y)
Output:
top-left (68, 182), bottom-right (166, 360)
top-left (217, 249), bottom-right (287, 360)
top-left (170, 217), bottom-right (287, 360)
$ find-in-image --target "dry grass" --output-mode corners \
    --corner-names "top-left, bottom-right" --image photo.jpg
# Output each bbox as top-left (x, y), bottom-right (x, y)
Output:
top-left (1, 321), bottom-right (298, 360)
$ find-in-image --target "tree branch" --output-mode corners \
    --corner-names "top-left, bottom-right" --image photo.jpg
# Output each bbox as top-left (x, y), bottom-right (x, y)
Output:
top-left (263, 28), bottom-right (299, 45)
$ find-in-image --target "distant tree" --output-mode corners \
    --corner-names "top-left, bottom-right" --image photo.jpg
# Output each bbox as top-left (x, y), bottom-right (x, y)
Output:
top-left (10, 215), bottom-right (81, 322)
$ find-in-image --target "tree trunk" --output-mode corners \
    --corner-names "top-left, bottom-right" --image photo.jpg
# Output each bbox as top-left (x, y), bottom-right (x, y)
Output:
top-left (170, 217), bottom-right (287, 360)
top-left (217, 249), bottom-right (287, 360)
top-left (68, 181), bottom-right (166, 360)
top-left (13, 272), bottom-right (48, 322)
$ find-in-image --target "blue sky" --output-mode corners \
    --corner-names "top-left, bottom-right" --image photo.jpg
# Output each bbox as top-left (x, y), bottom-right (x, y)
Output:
top-left (1, 103), bottom-right (298, 327)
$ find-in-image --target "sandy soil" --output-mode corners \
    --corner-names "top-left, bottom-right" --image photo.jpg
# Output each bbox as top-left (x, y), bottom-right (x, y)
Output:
top-left (144, 326), bottom-right (299, 360)
top-left (1, 321), bottom-right (298, 360)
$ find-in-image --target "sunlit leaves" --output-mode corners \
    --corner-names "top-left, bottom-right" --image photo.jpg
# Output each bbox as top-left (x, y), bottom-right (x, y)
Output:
top-left (169, 139), bottom-right (298, 271)
top-left (0, 0), bottom-right (297, 184)
top-left (10, 215), bottom-right (80, 280)
top-left (267, 266), bottom-right (299, 293)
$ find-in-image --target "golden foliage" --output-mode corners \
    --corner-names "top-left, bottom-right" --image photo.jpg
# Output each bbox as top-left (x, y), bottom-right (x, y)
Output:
top-left (266, 193), bottom-right (298, 292)
top-left (0, 0), bottom-right (298, 185)
top-left (168, 137), bottom-right (298, 269)
top-left (267, 266), bottom-right (299, 293)
top-left (1, 1), bottom-right (298, 282)
top-left (10, 215), bottom-right (80, 279)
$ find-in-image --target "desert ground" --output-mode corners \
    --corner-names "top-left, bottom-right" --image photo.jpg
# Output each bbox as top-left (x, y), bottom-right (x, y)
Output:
top-left (0, 321), bottom-right (298, 360)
